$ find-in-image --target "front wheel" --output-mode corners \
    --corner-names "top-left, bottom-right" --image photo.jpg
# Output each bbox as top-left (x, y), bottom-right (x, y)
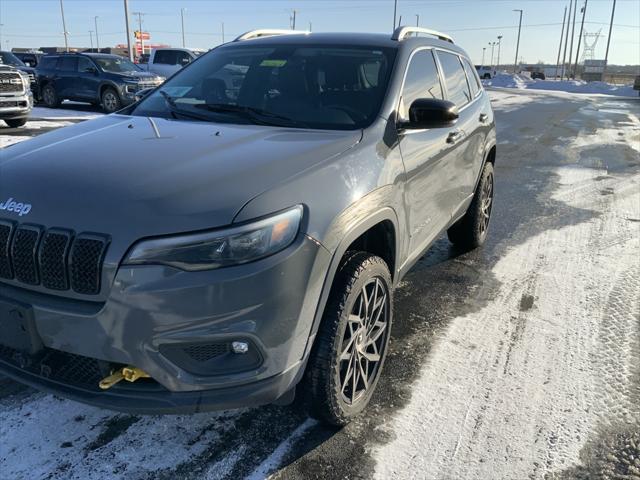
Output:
top-left (4, 118), bottom-right (28, 128)
top-left (41, 84), bottom-right (60, 108)
top-left (101, 88), bottom-right (122, 113)
top-left (448, 161), bottom-right (494, 249)
top-left (303, 252), bottom-right (393, 426)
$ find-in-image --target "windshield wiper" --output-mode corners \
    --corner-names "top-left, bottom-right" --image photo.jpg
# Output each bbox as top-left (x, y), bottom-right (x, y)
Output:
top-left (158, 90), bottom-right (212, 122)
top-left (196, 103), bottom-right (309, 128)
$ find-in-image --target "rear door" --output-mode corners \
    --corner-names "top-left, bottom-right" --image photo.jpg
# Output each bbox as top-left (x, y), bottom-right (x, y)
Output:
top-left (435, 50), bottom-right (482, 213)
top-left (55, 56), bottom-right (77, 98)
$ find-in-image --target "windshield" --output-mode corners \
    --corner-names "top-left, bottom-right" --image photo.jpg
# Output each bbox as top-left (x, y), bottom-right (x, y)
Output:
top-left (131, 44), bottom-right (396, 130)
top-left (94, 56), bottom-right (141, 73)
top-left (0, 51), bottom-right (25, 67)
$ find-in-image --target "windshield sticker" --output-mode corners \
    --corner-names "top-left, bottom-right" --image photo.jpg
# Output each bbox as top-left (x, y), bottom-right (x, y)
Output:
top-left (260, 59), bottom-right (287, 68)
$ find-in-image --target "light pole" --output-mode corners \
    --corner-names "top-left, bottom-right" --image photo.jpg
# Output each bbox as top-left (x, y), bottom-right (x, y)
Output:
top-left (496, 35), bottom-right (503, 70)
top-left (568, 0), bottom-right (577, 78)
top-left (133, 12), bottom-right (145, 55)
top-left (94, 16), bottom-right (100, 52)
top-left (124, 0), bottom-right (134, 61)
top-left (180, 8), bottom-right (186, 48)
top-left (573, 0), bottom-right (588, 78)
top-left (561, 0), bottom-right (572, 79)
top-left (415, 14), bottom-right (419, 27)
top-left (489, 41), bottom-right (497, 69)
top-left (89, 30), bottom-right (94, 51)
top-left (0, 24), bottom-right (4, 48)
top-left (555, 6), bottom-right (567, 79)
top-left (482, 47), bottom-right (486, 68)
top-left (59, 0), bottom-right (69, 52)
top-left (513, 9), bottom-right (523, 73)
top-left (393, 0), bottom-right (398, 29)
top-left (221, 22), bottom-right (225, 44)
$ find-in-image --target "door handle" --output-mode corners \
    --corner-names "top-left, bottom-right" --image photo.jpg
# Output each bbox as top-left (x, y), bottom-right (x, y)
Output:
top-left (479, 113), bottom-right (489, 123)
top-left (447, 130), bottom-right (464, 144)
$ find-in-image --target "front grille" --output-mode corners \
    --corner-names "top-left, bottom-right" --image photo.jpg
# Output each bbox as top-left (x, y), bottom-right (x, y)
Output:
top-left (0, 220), bottom-right (109, 295)
top-left (0, 72), bottom-right (23, 93)
top-left (0, 101), bottom-right (28, 108)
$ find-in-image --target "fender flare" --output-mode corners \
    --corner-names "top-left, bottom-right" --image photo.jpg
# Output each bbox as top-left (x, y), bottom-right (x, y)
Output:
top-left (302, 206), bottom-right (400, 358)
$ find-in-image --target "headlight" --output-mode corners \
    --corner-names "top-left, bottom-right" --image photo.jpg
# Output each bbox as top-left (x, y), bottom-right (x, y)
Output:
top-left (123, 205), bottom-right (303, 271)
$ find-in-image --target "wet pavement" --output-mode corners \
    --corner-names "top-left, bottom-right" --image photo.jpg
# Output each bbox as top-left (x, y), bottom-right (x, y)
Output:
top-left (0, 91), bottom-right (638, 480)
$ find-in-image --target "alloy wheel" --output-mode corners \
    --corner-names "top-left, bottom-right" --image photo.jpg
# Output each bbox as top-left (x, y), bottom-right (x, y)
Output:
top-left (338, 277), bottom-right (389, 405)
top-left (103, 92), bottom-right (119, 112)
top-left (480, 171), bottom-right (493, 234)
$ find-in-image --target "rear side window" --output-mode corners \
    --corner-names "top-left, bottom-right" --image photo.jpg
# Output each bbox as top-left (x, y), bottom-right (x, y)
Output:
top-left (462, 58), bottom-right (481, 97)
top-left (57, 57), bottom-right (77, 72)
top-left (77, 57), bottom-right (95, 73)
top-left (437, 51), bottom-right (471, 108)
top-left (175, 51), bottom-right (192, 66)
top-left (400, 49), bottom-right (443, 117)
top-left (38, 56), bottom-right (57, 70)
top-left (154, 50), bottom-right (178, 65)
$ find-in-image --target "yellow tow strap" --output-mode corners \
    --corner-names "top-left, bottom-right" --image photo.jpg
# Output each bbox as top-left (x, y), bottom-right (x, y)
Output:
top-left (99, 366), bottom-right (151, 390)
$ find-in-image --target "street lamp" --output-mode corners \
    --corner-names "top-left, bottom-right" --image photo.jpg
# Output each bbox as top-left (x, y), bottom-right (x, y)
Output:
top-left (482, 47), bottom-right (486, 68)
top-left (489, 41), bottom-right (497, 69)
top-left (181, 8), bottom-right (186, 48)
top-left (94, 16), bottom-right (100, 52)
top-left (496, 35), bottom-right (503, 70)
top-left (513, 9), bottom-right (523, 73)
top-left (89, 30), bottom-right (94, 51)
top-left (415, 14), bottom-right (420, 27)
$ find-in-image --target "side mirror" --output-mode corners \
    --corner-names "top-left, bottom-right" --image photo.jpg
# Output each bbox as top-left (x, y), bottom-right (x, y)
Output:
top-left (134, 87), bottom-right (155, 102)
top-left (401, 98), bottom-right (459, 129)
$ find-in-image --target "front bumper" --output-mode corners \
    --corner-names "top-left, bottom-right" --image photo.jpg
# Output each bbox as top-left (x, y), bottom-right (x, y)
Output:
top-left (0, 234), bottom-right (331, 413)
top-left (0, 91), bottom-right (33, 119)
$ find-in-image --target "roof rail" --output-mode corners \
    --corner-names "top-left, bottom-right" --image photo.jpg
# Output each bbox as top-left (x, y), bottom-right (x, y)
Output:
top-left (391, 26), bottom-right (454, 44)
top-left (234, 29), bottom-right (310, 42)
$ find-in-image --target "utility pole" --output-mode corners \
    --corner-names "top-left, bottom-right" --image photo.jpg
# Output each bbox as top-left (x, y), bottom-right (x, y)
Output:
top-left (181, 8), bottom-right (186, 47)
top-left (221, 22), bottom-right (225, 43)
top-left (555, 6), bottom-right (567, 79)
top-left (0, 24), bottom-right (4, 48)
top-left (513, 9), bottom-right (523, 73)
top-left (94, 16), bottom-right (100, 52)
top-left (561, 0), bottom-right (572, 79)
top-left (415, 14), bottom-right (419, 27)
top-left (133, 12), bottom-right (145, 55)
top-left (568, 0), bottom-right (577, 78)
top-left (291, 10), bottom-right (297, 29)
top-left (482, 47), bottom-right (486, 68)
top-left (573, 0), bottom-right (587, 79)
top-left (309, 22), bottom-right (312, 31)
top-left (393, 0), bottom-right (398, 29)
top-left (59, 0), bottom-right (69, 52)
top-left (496, 35), bottom-right (503, 70)
top-left (124, 0), bottom-right (134, 61)
top-left (603, 0), bottom-right (616, 76)
top-left (89, 30), bottom-right (94, 51)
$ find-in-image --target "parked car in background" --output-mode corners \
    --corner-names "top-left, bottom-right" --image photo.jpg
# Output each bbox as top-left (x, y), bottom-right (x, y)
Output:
top-left (475, 65), bottom-right (495, 79)
top-left (143, 47), bottom-right (205, 77)
top-left (634, 75), bottom-right (640, 96)
top-left (0, 51), bottom-right (37, 92)
top-left (13, 51), bottom-right (44, 68)
top-left (0, 63), bottom-right (33, 127)
top-left (0, 27), bottom-right (496, 425)
top-left (36, 52), bottom-right (164, 112)
top-left (531, 71), bottom-right (546, 80)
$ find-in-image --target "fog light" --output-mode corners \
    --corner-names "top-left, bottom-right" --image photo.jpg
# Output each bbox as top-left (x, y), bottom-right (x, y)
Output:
top-left (231, 341), bottom-right (249, 354)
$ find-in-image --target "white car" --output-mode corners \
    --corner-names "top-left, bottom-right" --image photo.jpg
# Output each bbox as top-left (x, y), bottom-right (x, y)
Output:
top-left (143, 48), bottom-right (206, 78)
top-left (475, 65), bottom-right (496, 79)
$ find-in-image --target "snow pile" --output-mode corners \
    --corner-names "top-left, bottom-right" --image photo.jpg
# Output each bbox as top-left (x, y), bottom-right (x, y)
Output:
top-left (484, 73), bottom-right (637, 97)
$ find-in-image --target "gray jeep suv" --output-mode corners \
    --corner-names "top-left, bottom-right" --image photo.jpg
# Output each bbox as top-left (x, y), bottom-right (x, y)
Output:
top-left (0, 27), bottom-right (496, 425)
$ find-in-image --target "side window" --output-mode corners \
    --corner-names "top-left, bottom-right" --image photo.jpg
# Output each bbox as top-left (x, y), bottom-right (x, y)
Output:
top-left (462, 58), bottom-right (481, 97)
top-left (400, 49), bottom-right (443, 118)
top-left (437, 51), bottom-right (471, 107)
top-left (77, 57), bottom-right (95, 73)
top-left (39, 56), bottom-right (57, 70)
top-left (154, 50), bottom-right (177, 65)
top-left (57, 57), bottom-right (77, 72)
top-left (175, 51), bottom-right (192, 66)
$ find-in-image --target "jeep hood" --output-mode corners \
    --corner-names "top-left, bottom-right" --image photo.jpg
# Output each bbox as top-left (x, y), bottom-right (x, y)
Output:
top-left (0, 114), bottom-right (360, 246)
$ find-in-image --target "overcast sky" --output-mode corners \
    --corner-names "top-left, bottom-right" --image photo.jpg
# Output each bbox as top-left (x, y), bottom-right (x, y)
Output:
top-left (0, 0), bottom-right (638, 65)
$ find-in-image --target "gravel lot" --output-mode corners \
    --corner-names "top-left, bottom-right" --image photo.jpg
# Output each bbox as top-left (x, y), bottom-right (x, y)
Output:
top-left (0, 90), bottom-right (638, 480)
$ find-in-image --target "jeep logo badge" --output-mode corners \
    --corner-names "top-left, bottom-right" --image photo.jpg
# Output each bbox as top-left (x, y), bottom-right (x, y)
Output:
top-left (0, 198), bottom-right (32, 216)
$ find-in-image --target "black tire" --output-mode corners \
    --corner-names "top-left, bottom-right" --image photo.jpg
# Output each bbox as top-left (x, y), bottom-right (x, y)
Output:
top-left (101, 88), bottom-right (122, 113)
top-left (41, 84), bottom-right (60, 108)
top-left (447, 161), bottom-right (494, 249)
top-left (4, 118), bottom-right (27, 128)
top-left (302, 252), bottom-right (393, 426)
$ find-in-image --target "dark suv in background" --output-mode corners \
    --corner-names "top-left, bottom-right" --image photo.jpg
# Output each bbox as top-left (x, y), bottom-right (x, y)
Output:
top-left (36, 53), bottom-right (164, 112)
top-left (0, 27), bottom-right (496, 425)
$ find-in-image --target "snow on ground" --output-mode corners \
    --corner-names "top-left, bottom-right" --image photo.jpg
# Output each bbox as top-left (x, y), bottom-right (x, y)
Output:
top-left (375, 95), bottom-right (640, 480)
top-left (31, 102), bottom-right (103, 120)
top-left (484, 73), bottom-right (638, 97)
top-left (0, 135), bottom-right (31, 148)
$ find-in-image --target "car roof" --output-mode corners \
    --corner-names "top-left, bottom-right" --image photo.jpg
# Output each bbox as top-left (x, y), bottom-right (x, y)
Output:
top-left (219, 31), bottom-right (468, 56)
